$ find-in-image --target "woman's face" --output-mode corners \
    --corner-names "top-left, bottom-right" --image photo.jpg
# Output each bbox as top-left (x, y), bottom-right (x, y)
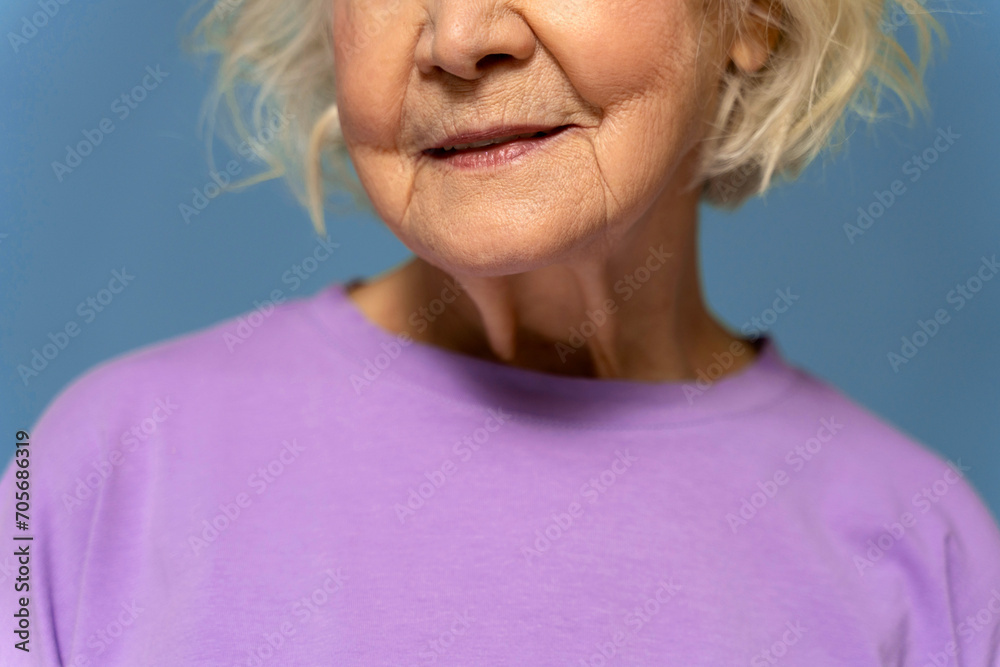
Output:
top-left (332, 0), bottom-right (727, 276)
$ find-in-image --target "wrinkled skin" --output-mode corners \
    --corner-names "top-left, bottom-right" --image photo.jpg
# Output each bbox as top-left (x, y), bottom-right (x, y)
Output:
top-left (332, 0), bottom-right (774, 379)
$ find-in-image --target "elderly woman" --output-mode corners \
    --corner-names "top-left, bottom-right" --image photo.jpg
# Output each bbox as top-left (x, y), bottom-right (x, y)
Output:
top-left (4, 0), bottom-right (1000, 664)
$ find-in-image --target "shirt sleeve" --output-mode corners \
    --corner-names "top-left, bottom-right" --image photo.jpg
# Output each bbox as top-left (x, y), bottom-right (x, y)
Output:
top-left (859, 454), bottom-right (1000, 666)
top-left (0, 362), bottom-right (126, 667)
top-left (937, 471), bottom-right (1000, 665)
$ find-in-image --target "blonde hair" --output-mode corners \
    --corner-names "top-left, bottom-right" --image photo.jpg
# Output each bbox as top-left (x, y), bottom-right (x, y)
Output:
top-left (184, 0), bottom-right (947, 235)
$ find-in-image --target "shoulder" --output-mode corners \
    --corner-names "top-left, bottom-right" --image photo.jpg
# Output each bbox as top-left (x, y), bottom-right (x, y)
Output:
top-left (9, 285), bottom-right (351, 502)
top-left (772, 368), bottom-right (991, 513)
top-left (771, 365), bottom-right (998, 534)
top-left (33, 285), bottom-right (338, 432)
top-left (723, 347), bottom-right (1000, 554)
top-left (0, 286), bottom-right (347, 660)
top-left (769, 364), bottom-right (1000, 641)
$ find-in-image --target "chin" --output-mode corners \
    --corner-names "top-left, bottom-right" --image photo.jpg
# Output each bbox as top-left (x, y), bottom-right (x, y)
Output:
top-left (398, 189), bottom-right (614, 278)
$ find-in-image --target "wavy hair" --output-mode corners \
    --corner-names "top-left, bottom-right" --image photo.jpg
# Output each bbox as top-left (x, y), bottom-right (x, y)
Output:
top-left (184, 0), bottom-right (947, 235)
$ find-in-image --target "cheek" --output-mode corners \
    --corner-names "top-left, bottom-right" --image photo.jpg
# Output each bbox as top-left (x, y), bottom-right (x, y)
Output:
top-left (332, 0), bottom-right (420, 224)
top-left (547, 0), bottom-right (716, 204)
top-left (544, 0), bottom-right (708, 110)
top-left (332, 0), bottom-right (411, 150)
top-left (329, 0), bottom-right (720, 271)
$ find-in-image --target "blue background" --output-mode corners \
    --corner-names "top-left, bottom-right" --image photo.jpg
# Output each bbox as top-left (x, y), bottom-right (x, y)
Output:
top-left (2, 1), bottom-right (998, 515)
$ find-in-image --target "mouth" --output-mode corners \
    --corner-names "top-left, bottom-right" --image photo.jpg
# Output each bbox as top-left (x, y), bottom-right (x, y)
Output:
top-left (423, 125), bottom-right (574, 156)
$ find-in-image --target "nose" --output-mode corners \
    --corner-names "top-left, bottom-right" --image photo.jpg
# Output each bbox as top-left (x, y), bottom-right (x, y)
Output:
top-left (415, 0), bottom-right (536, 80)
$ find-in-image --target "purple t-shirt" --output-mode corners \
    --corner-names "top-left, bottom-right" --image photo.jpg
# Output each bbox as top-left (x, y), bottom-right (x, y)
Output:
top-left (2, 282), bottom-right (1000, 666)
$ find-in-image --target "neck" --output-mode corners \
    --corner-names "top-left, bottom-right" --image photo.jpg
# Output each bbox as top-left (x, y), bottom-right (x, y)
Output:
top-left (347, 192), bottom-right (756, 382)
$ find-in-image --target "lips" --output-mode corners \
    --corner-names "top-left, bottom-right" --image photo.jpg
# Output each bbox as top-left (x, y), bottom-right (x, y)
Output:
top-left (423, 125), bottom-right (573, 157)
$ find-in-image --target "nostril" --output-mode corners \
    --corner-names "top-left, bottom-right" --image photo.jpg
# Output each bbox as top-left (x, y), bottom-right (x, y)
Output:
top-left (476, 53), bottom-right (515, 69)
